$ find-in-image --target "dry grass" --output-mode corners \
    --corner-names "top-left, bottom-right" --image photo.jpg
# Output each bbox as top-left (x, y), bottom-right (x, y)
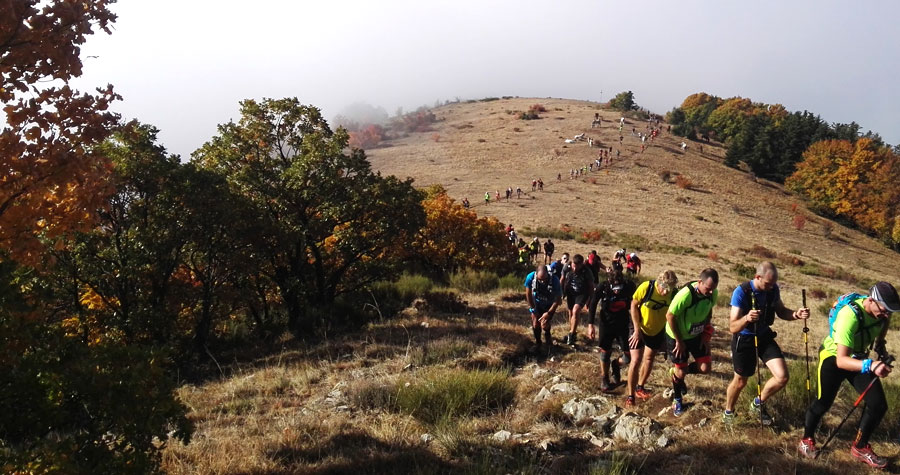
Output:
top-left (164, 98), bottom-right (900, 475)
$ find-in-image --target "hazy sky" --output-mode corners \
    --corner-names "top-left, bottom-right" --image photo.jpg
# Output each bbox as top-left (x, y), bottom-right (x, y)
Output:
top-left (73, 0), bottom-right (899, 158)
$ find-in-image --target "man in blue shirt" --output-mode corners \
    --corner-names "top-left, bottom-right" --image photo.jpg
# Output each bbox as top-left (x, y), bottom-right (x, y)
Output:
top-left (723, 261), bottom-right (810, 425)
top-left (524, 265), bottom-right (562, 353)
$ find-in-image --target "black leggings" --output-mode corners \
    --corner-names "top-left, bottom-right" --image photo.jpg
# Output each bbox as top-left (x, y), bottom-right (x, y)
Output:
top-left (803, 355), bottom-right (887, 447)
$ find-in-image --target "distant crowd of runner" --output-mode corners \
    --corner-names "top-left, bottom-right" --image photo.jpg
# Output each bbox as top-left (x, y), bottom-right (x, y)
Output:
top-left (523, 248), bottom-right (900, 469)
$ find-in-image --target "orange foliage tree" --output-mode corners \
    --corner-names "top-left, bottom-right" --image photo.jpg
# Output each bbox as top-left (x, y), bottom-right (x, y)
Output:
top-left (348, 123), bottom-right (385, 149)
top-left (787, 138), bottom-right (900, 246)
top-left (1, 0), bottom-right (120, 262)
top-left (412, 186), bottom-right (515, 276)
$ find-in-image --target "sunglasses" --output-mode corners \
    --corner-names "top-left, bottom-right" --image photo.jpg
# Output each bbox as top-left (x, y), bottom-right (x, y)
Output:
top-left (874, 301), bottom-right (894, 317)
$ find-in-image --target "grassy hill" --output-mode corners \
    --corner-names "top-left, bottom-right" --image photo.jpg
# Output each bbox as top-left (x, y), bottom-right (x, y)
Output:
top-left (162, 98), bottom-right (900, 474)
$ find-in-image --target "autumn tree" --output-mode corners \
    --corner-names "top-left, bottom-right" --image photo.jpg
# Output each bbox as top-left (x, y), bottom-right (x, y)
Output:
top-left (411, 186), bottom-right (516, 277)
top-left (193, 98), bottom-right (425, 332)
top-left (1, 0), bottom-right (120, 262)
top-left (787, 138), bottom-right (900, 247)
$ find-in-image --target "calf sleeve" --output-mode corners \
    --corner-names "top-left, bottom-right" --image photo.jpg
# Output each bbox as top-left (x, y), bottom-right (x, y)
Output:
top-left (687, 362), bottom-right (700, 374)
top-left (803, 400), bottom-right (829, 439)
top-left (533, 327), bottom-right (542, 343)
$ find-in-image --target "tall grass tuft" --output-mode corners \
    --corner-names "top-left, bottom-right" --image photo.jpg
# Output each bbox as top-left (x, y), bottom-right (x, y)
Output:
top-left (450, 269), bottom-right (500, 293)
top-left (498, 273), bottom-right (522, 290)
top-left (350, 368), bottom-right (516, 426)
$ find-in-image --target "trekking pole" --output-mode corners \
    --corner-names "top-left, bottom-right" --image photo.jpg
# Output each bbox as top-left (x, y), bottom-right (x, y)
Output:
top-left (752, 293), bottom-right (763, 427)
top-left (802, 289), bottom-right (811, 407)
top-left (816, 356), bottom-right (895, 458)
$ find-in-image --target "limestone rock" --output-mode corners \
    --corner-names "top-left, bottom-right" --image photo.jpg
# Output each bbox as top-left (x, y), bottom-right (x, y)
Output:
top-left (533, 386), bottom-right (552, 403)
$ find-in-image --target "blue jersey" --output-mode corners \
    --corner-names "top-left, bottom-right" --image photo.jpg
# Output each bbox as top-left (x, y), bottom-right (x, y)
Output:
top-left (524, 272), bottom-right (562, 308)
top-left (731, 280), bottom-right (780, 336)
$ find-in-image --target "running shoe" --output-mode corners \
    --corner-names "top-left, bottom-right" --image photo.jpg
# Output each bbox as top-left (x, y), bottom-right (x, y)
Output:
top-left (797, 438), bottom-right (817, 459)
top-left (635, 387), bottom-right (652, 400)
top-left (624, 395), bottom-right (635, 409)
top-left (749, 398), bottom-right (773, 426)
top-left (672, 398), bottom-right (684, 417)
top-left (722, 410), bottom-right (735, 425)
top-left (850, 444), bottom-right (887, 469)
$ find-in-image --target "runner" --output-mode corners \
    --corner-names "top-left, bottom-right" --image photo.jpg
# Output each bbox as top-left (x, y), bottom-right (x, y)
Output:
top-left (543, 239), bottom-right (555, 265)
top-left (723, 262), bottom-right (810, 425)
top-left (529, 237), bottom-right (541, 264)
top-left (625, 271), bottom-right (679, 407)
top-left (666, 268), bottom-right (719, 417)
top-left (484, 191), bottom-right (490, 205)
top-left (524, 265), bottom-right (563, 354)
top-left (561, 254), bottom-right (595, 346)
top-left (798, 282), bottom-right (900, 468)
top-left (588, 268), bottom-right (636, 393)
top-left (626, 252), bottom-right (642, 275)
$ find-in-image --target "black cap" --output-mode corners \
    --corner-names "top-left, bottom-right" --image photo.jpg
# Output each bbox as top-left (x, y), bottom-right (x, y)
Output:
top-left (870, 282), bottom-right (900, 313)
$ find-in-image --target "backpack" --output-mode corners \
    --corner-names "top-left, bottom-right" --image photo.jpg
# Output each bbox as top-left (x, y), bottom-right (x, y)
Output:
top-left (566, 266), bottom-right (592, 294)
top-left (678, 281), bottom-right (710, 314)
top-left (531, 273), bottom-right (555, 304)
top-left (827, 293), bottom-right (885, 355)
top-left (640, 280), bottom-right (669, 311)
top-left (739, 281), bottom-right (776, 326)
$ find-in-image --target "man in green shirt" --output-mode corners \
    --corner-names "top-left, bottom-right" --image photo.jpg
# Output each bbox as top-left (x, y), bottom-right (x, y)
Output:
top-left (665, 268), bottom-right (719, 417)
top-left (798, 282), bottom-right (899, 469)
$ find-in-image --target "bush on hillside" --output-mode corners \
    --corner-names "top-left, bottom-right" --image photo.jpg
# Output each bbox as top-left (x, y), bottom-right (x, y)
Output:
top-left (449, 269), bottom-right (500, 293)
top-left (349, 368), bottom-right (516, 425)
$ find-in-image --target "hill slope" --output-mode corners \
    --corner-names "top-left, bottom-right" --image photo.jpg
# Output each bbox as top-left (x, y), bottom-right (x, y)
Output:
top-left (162, 98), bottom-right (900, 474)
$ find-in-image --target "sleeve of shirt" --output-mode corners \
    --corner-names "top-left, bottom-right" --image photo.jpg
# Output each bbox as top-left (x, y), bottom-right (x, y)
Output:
top-left (524, 272), bottom-right (534, 289)
top-left (730, 284), bottom-right (747, 310)
top-left (832, 305), bottom-right (858, 350)
top-left (633, 281), bottom-right (648, 303)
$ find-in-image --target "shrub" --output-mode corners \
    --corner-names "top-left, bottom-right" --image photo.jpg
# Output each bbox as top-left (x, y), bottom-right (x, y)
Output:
top-left (731, 263), bottom-right (755, 279)
top-left (578, 228), bottom-right (612, 244)
top-left (431, 133), bottom-right (440, 142)
top-left (449, 269), bottom-right (500, 293)
top-left (498, 273), bottom-right (522, 290)
top-left (410, 338), bottom-right (475, 366)
top-left (529, 104), bottom-right (547, 113)
top-left (424, 290), bottom-right (467, 313)
top-left (708, 251), bottom-right (719, 261)
top-left (353, 369), bottom-right (516, 425)
top-left (798, 263), bottom-right (823, 277)
top-left (527, 226), bottom-right (576, 241)
top-left (674, 175), bottom-right (693, 190)
top-left (616, 233), bottom-right (650, 252)
top-left (519, 111), bottom-right (540, 120)
top-left (792, 214), bottom-right (806, 230)
top-left (659, 170), bottom-right (672, 183)
top-left (746, 245), bottom-right (778, 259)
top-left (808, 288), bottom-right (828, 300)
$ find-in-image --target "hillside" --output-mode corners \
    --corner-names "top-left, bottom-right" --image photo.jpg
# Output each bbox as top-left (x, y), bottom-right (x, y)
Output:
top-left (162, 98), bottom-right (900, 474)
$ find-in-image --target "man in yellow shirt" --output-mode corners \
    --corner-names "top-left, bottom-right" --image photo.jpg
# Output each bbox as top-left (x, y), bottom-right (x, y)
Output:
top-left (624, 270), bottom-right (678, 408)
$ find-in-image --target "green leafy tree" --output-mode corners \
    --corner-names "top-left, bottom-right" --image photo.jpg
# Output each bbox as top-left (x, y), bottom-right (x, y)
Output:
top-left (193, 98), bottom-right (425, 332)
top-left (609, 91), bottom-right (638, 112)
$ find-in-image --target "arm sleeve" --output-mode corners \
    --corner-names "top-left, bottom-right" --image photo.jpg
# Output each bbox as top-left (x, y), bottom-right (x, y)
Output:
top-left (730, 284), bottom-right (747, 310)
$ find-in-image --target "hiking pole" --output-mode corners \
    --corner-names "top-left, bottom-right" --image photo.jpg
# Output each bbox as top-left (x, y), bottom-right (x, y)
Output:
top-left (816, 355), bottom-right (895, 459)
top-left (752, 293), bottom-right (764, 427)
top-left (802, 289), bottom-right (811, 407)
